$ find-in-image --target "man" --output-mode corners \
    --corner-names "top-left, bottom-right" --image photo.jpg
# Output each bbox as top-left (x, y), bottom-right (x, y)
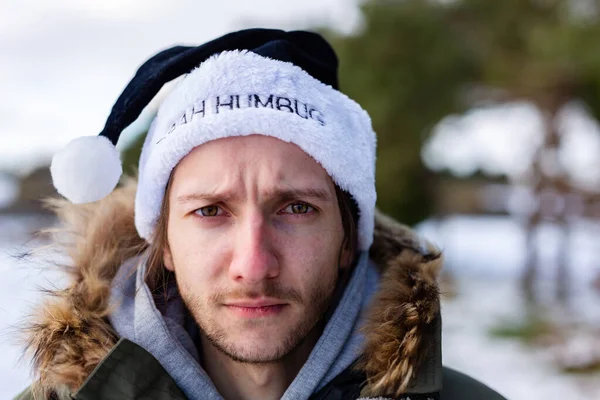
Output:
top-left (16, 29), bottom-right (506, 399)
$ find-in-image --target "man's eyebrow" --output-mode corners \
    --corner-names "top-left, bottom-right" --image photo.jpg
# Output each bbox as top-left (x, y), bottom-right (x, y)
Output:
top-left (175, 192), bottom-right (236, 204)
top-left (266, 188), bottom-right (333, 202)
top-left (175, 188), bottom-right (333, 204)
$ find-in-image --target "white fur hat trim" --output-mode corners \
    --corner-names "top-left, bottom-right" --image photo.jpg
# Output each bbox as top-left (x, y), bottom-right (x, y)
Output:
top-left (134, 50), bottom-right (377, 250)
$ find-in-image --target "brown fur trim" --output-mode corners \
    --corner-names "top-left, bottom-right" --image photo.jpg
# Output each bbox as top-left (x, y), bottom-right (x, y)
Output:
top-left (357, 210), bottom-right (442, 398)
top-left (21, 178), bottom-right (147, 396)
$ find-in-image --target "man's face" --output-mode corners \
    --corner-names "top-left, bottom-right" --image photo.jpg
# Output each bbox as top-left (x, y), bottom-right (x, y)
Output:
top-left (163, 135), bottom-right (345, 363)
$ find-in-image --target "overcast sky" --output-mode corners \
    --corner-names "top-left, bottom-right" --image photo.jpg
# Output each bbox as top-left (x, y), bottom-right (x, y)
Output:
top-left (2, 0), bottom-right (600, 189)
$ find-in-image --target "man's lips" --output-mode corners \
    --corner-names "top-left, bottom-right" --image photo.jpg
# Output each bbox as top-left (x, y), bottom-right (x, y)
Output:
top-left (224, 299), bottom-right (287, 317)
top-left (225, 299), bottom-right (285, 308)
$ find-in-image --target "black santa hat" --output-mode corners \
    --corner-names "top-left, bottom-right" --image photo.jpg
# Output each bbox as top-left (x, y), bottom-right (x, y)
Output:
top-left (50, 28), bottom-right (377, 250)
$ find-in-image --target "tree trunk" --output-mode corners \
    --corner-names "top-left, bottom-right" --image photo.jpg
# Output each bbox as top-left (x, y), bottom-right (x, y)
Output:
top-left (522, 214), bottom-right (540, 304)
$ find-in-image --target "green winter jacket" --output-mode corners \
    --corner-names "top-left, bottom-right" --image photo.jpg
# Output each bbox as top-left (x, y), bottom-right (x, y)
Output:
top-left (15, 338), bottom-right (506, 400)
top-left (14, 184), bottom-right (507, 400)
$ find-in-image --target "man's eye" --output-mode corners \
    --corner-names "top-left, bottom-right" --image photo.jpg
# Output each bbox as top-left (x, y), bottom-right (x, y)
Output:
top-left (195, 206), bottom-right (221, 217)
top-left (282, 202), bottom-right (314, 214)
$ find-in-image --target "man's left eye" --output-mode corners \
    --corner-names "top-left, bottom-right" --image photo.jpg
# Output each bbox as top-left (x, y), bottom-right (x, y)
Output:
top-left (282, 202), bottom-right (314, 214)
top-left (195, 205), bottom-right (222, 217)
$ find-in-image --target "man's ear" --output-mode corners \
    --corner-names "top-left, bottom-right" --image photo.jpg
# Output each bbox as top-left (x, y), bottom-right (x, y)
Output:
top-left (163, 246), bottom-right (175, 272)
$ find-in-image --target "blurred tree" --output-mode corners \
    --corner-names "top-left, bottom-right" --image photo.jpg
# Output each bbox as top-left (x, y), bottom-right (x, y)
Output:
top-left (325, 0), bottom-right (600, 304)
top-left (324, 0), bottom-right (480, 225)
top-left (447, 0), bottom-right (600, 304)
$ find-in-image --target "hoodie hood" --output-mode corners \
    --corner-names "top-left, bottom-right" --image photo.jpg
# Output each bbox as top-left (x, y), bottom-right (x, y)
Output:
top-left (106, 247), bottom-right (380, 400)
top-left (21, 180), bottom-right (442, 399)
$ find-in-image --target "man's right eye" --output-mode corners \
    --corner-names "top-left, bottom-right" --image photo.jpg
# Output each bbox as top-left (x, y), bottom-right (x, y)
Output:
top-left (195, 206), bottom-right (221, 217)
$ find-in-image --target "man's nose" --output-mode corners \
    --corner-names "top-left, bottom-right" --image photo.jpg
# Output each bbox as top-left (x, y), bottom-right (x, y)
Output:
top-left (228, 212), bottom-right (279, 283)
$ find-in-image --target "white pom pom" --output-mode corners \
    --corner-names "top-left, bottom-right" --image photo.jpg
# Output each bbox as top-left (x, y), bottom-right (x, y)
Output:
top-left (50, 135), bottom-right (122, 204)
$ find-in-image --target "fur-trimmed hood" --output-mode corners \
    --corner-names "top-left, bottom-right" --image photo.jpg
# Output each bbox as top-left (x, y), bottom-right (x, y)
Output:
top-left (21, 180), bottom-right (442, 399)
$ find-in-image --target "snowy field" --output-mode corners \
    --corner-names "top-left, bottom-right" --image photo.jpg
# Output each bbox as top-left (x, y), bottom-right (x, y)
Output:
top-left (1, 214), bottom-right (599, 399)
top-left (440, 278), bottom-right (600, 399)
top-left (422, 216), bottom-right (600, 400)
top-left (0, 215), bottom-right (56, 398)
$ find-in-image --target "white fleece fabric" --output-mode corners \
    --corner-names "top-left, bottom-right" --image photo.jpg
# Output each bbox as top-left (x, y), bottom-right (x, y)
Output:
top-left (135, 50), bottom-right (377, 249)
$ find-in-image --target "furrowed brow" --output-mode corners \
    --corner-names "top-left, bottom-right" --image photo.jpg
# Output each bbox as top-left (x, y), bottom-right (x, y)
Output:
top-left (175, 191), bottom-right (236, 205)
top-left (270, 188), bottom-right (333, 202)
top-left (175, 188), bottom-right (333, 205)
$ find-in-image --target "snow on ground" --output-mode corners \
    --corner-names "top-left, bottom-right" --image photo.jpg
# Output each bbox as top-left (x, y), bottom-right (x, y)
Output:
top-left (1, 214), bottom-right (599, 398)
top-left (440, 278), bottom-right (600, 399)
top-left (0, 215), bottom-right (62, 398)
top-left (418, 215), bottom-right (600, 399)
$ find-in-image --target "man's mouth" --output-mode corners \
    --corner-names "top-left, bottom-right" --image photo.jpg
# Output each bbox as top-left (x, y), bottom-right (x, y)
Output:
top-left (224, 299), bottom-right (287, 317)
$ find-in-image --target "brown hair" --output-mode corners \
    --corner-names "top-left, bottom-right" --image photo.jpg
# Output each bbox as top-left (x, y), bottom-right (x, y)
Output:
top-left (334, 185), bottom-right (359, 284)
top-left (145, 175), bottom-right (175, 292)
top-left (145, 178), bottom-right (359, 293)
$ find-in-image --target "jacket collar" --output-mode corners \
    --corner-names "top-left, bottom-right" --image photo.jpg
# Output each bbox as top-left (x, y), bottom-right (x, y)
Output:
top-left (22, 180), bottom-right (442, 398)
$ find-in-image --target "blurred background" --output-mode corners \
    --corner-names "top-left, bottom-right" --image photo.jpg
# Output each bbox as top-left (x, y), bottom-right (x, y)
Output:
top-left (2, 0), bottom-right (600, 398)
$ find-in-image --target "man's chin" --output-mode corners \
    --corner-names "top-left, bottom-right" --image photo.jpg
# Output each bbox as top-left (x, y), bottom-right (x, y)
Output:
top-left (210, 334), bottom-right (293, 364)
top-left (197, 308), bottom-right (325, 363)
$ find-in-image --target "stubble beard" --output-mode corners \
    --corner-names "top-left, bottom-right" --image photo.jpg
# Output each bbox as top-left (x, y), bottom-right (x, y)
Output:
top-left (178, 273), bottom-right (339, 365)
